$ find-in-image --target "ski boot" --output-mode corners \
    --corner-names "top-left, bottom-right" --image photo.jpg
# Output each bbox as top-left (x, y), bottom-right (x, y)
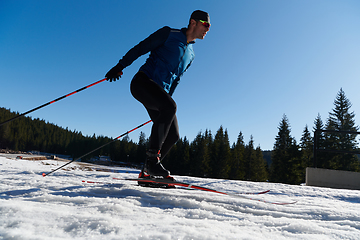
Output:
top-left (137, 150), bottom-right (175, 188)
top-left (144, 150), bottom-right (170, 177)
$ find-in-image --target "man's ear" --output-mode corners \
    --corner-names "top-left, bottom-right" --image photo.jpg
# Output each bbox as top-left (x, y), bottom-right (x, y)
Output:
top-left (190, 19), bottom-right (197, 27)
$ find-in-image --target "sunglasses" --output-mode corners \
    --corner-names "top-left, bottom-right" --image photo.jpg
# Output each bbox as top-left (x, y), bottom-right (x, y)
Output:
top-left (199, 20), bottom-right (210, 28)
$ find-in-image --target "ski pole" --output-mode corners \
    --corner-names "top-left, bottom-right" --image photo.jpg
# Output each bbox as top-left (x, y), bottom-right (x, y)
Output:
top-left (42, 120), bottom-right (152, 177)
top-left (0, 78), bottom-right (107, 127)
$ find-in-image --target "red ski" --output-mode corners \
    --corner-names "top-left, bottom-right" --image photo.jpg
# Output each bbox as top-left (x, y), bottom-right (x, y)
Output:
top-left (82, 177), bottom-right (297, 205)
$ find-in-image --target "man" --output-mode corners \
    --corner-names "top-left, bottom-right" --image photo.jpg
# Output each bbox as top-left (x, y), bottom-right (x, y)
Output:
top-left (105, 10), bottom-right (210, 179)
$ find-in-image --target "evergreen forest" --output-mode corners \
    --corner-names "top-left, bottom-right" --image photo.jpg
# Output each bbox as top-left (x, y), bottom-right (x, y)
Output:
top-left (1, 88), bottom-right (359, 185)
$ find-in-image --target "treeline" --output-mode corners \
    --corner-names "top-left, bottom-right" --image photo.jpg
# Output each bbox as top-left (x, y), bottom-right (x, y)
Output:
top-left (0, 107), bottom-right (268, 181)
top-left (163, 88), bottom-right (359, 185)
top-left (163, 127), bottom-right (268, 181)
top-left (0, 107), bottom-right (146, 163)
top-left (0, 88), bottom-right (359, 185)
top-left (270, 88), bottom-right (360, 185)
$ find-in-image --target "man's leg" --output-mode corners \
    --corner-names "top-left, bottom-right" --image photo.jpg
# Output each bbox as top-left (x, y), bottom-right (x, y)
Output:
top-left (159, 115), bottom-right (179, 159)
top-left (130, 72), bottom-right (177, 177)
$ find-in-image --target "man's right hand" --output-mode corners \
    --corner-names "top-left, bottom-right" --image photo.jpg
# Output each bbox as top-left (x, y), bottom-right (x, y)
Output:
top-left (105, 63), bottom-right (124, 82)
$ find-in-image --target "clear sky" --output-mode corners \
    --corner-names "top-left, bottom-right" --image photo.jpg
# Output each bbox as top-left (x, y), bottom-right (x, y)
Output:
top-left (1, 0), bottom-right (360, 150)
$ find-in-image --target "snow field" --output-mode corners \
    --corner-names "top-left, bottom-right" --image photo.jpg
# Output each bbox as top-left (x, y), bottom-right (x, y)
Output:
top-left (1, 155), bottom-right (360, 240)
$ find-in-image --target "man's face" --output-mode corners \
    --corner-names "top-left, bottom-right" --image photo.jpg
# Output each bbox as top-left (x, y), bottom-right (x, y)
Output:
top-left (194, 20), bottom-right (210, 40)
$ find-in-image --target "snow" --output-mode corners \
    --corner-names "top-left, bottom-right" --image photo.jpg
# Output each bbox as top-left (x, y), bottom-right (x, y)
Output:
top-left (1, 155), bottom-right (360, 240)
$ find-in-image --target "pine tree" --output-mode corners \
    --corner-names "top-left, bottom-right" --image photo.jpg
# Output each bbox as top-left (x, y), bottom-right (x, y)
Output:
top-left (287, 142), bottom-right (303, 184)
top-left (313, 113), bottom-right (326, 168)
top-left (253, 146), bottom-right (268, 182)
top-left (244, 136), bottom-right (256, 180)
top-left (244, 136), bottom-right (268, 182)
top-left (136, 132), bottom-right (147, 164)
top-left (167, 137), bottom-right (190, 176)
top-left (178, 137), bottom-right (190, 175)
top-left (297, 125), bottom-right (314, 183)
top-left (300, 125), bottom-right (313, 169)
top-left (270, 115), bottom-right (301, 184)
top-left (189, 130), bottom-right (212, 177)
top-left (324, 88), bottom-right (359, 171)
top-left (201, 130), bottom-right (213, 177)
top-left (229, 132), bottom-right (245, 180)
top-left (211, 126), bottom-right (231, 179)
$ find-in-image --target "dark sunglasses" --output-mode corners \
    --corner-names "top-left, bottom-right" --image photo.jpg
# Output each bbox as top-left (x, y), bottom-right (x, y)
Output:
top-left (199, 20), bottom-right (210, 28)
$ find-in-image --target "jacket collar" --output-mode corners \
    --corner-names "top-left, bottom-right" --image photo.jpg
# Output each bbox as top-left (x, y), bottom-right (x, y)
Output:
top-left (181, 28), bottom-right (195, 44)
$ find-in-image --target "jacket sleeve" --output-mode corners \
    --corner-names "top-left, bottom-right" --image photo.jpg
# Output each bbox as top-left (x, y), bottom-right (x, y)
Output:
top-left (118, 26), bottom-right (171, 68)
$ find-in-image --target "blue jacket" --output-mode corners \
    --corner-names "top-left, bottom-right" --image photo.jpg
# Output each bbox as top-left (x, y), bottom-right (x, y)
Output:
top-left (119, 27), bottom-right (195, 96)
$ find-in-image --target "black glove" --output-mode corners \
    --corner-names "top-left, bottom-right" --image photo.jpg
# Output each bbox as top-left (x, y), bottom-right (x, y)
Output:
top-left (105, 63), bottom-right (124, 82)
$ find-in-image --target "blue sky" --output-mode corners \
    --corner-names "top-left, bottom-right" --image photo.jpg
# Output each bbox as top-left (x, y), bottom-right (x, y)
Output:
top-left (1, 0), bottom-right (360, 150)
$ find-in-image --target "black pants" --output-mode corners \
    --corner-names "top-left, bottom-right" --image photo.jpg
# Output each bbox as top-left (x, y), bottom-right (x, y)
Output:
top-left (130, 71), bottom-right (179, 159)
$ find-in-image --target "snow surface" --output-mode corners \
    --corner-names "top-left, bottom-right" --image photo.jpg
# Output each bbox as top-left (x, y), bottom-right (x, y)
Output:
top-left (1, 155), bottom-right (360, 240)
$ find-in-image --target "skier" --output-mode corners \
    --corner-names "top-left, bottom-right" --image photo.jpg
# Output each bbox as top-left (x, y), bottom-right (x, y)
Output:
top-left (105, 10), bottom-right (210, 180)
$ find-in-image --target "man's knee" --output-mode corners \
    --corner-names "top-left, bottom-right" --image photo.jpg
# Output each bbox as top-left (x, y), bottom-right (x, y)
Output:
top-left (161, 101), bottom-right (177, 118)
